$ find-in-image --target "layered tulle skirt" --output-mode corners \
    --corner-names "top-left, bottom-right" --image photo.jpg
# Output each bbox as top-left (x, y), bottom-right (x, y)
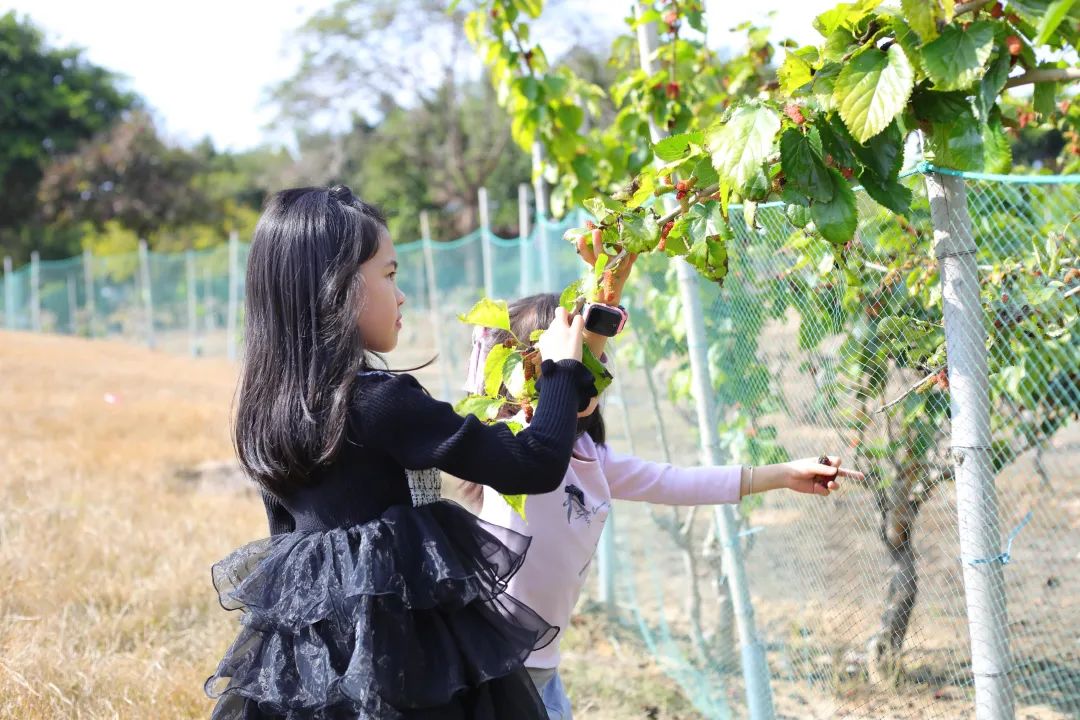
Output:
top-left (205, 500), bottom-right (556, 719)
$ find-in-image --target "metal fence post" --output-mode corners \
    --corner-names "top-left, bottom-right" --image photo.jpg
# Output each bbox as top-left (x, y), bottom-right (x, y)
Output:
top-left (3, 256), bottom-right (14, 330)
top-left (83, 248), bottom-right (95, 337)
top-left (518, 183), bottom-right (531, 298)
top-left (137, 240), bottom-right (155, 348)
top-left (30, 251), bottom-right (41, 332)
top-left (226, 231), bottom-right (239, 361)
top-left (479, 187), bottom-right (494, 298)
top-left (421, 212), bottom-right (453, 400)
top-left (636, 6), bottom-right (775, 718)
top-left (532, 142), bottom-right (553, 292)
top-left (925, 170), bottom-right (1014, 720)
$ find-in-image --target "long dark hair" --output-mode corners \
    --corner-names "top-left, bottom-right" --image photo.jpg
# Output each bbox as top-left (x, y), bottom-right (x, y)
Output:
top-left (234, 184), bottom-right (387, 496)
top-left (493, 293), bottom-right (605, 445)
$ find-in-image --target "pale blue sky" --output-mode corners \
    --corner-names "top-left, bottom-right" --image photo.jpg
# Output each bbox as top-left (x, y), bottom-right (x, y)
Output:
top-left (2, 0), bottom-right (830, 152)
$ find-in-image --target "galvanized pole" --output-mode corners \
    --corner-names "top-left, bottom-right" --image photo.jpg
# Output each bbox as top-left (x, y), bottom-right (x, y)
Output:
top-left (532, 142), bottom-right (554, 292)
top-left (30, 251), bottom-right (41, 332)
top-left (137, 240), bottom-right (155, 348)
top-left (3, 256), bottom-right (14, 330)
top-left (479, 187), bottom-right (495, 298)
top-left (421, 212), bottom-right (453, 401)
top-left (83, 248), bottom-right (95, 337)
top-left (518, 183), bottom-right (531, 298)
top-left (226, 231), bottom-right (239, 361)
top-left (186, 250), bottom-right (198, 357)
top-left (636, 7), bottom-right (775, 718)
top-left (925, 170), bottom-right (1014, 720)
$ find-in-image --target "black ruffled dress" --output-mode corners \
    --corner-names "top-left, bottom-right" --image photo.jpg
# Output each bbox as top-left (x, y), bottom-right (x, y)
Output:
top-left (205, 359), bottom-right (596, 719)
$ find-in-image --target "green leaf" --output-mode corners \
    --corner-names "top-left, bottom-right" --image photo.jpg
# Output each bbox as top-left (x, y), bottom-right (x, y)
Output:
top-left (928, 113), bottom-right (984, 171)
top-left (810, 169), bottom-right (858, 244)
top-left (559, 280), bottom-right (584, 313)
top-left (814, 0), bottom-right (882, 37)
top-left (708, 105), bottom-right (781, 191)
top-left (500, 493), bottom-right (528, 521)
top-left (459, 298), bottom-right (512, 332)
top-left (835, 45), bottom-right (914, 144)
top-left (912, 89), bottom-right (972, 123)
top-left (982, 118), bottom-right (1012, 174)
top-left (922, 21), bottom-right (996, 91)
top-left (654, 132), bottom-right (702, 162)
top-left (686, 236), bottom-right (729, 283)
top-left (583, 196), bottom-right (625, 224)
top-left (454, 394), bottom-right (506, 421)
top-left (786, 203), bottom-right (813, 228)
top-left (1034, 0), bottom-right (1077, 45)
top-left (780, 128), bottom-right (834, 202)
top-left (851, 120), bottom-right (904, 182)
top-left (977, 50), bottom-right (1011, 122)
top-left (581, 345), bottom-right (613, 395)
top-left (859, 170), bottom-right (913, 215)
top-left (817, 114), bottom-right (857, 169)
top-left (620, 212), bottom-right (661, 254)
top-left (663, 216), bottom-right (692, 256)
top-left (778, 53), bottom-right (814, 93)
top-left (483, 344), bottom-right (514, 397)
top-left (685, 200), bottom-right (731, 244)
top-left (901, 0), bottom-right (938, 41)
top-left (1034, 80), bottom-right (1057, 120)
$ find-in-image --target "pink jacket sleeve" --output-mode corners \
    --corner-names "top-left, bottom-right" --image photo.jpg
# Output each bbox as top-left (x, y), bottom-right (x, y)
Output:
top-left (600, 443), bottom-right (742, 506)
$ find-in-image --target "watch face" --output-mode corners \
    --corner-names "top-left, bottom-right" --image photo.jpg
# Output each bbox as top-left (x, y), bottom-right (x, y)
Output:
top-left (584, 306), bottom-right (623, 337)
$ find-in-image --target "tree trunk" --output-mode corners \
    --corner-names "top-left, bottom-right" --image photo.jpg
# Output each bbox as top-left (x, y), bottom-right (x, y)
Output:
top-left (867, 463), bottom-right (921, 684)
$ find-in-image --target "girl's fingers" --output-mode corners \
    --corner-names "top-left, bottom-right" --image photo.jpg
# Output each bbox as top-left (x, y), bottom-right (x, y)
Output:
top-left (592, 228), bottom-right (603, 259)
top-left (576, 234), bottom-right (597, 265)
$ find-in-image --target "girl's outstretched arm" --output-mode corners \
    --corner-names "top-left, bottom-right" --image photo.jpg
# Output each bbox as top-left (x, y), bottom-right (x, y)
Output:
top-left (603, 445), bottom-right (863, 505)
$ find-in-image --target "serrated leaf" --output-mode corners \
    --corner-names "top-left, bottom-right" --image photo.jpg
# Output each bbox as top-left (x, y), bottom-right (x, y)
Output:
top-left (814, 0), bottom-right (883, 37)
top-left (708, 105), bottom-right (781, 191)
top-left (664, 217), bottom-right (692, 256)
top-left (459, 298), bottom-right (512, 332)
top-left (1035, 0), bottom-right (1078, 45)
top-left (901, 0), bottom-right (938, 41)
top-left (654, 132), bottom-right (703, 162)
top-left (685, 200), bottom-right (730, 243)
top-left (786, 203), bottom-right (813, 228)
top-left (977, 50), bottom-right (1011, 121)
top-left (483, 345), bottom-right (514, 397)
top-left (922, 21), bottom-right (996, 91)
top-left (852, 120), bottom-right (904, 182)
top-left (835, 45), bottom-right (914, 144)
top-left (454, 394), bottom-right (506, 421)
top-left (811, 168), bottom-right (858, 244)
top-left (928, 113), bottom-right (984, 171)
top-left (781, 128), bottom-right (834, 203)
top-left (686, 236), bottom-right (729, 283)
top-left (1034, 80), bottom-right (1057, 119)
top-left (559, 279), bottom-right (584, 312)
top-left (779, 53), bottom-right (814, 93)
top-left (982, 118), bottom-right (1012, 173)
top-left (620, 212), bottom-right (661, 254)
top-left (912, 88), bottom-right (972, 123)
top-left (818, 113), bottom-right (857, 168)
top-left (859, 170), bottom-right (914, 215)
top-left (581, 346), bottom-right (613, 395)
top-left (584, 196), bottom-right (626, 224)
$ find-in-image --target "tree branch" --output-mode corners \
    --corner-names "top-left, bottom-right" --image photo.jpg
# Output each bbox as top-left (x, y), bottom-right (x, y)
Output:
top-left (876, 367), bottom-right (946, 414)
top-left (1005, 68), bottom-right (1080, 89)
top-left (956, 0), bottom-right (995, 15)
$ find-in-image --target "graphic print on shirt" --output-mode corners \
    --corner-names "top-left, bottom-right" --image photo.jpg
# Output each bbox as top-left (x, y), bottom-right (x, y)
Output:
top-left (563, 483), bottom-right (609, 526)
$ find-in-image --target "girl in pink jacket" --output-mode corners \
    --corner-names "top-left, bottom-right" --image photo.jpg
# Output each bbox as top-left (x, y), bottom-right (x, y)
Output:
top-left (462, 288), bottom-right (862, 720)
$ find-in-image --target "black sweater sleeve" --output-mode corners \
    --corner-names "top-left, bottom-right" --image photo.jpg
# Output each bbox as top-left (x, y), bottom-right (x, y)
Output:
top-left (261, 489), bottom-right (296, 535)
top-left (353, 359), bottom-right (596, 495)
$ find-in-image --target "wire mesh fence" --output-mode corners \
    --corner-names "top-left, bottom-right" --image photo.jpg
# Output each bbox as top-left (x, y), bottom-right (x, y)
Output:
top-left (1, 169), bottom-right (1077, 719)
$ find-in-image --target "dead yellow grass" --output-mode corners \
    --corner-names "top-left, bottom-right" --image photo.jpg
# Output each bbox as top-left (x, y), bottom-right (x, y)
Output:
top-left (0, 330), bottom-right (701, 720)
